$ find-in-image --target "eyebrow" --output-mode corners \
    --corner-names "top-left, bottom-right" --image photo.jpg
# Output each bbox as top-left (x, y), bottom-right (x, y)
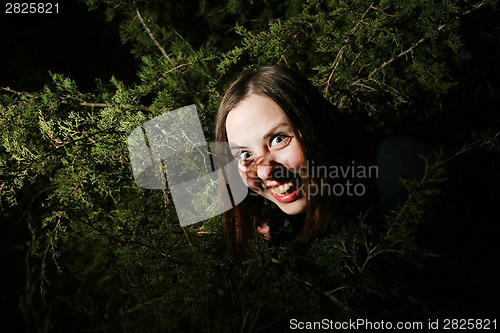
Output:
top-left (228, 122), bottom-right (291, 150)
top-left (263, 122), bottom-right (291, 141)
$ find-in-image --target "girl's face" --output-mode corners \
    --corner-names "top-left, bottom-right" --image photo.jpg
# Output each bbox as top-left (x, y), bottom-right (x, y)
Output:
top-left (225, 94), bottom-right (308, 215)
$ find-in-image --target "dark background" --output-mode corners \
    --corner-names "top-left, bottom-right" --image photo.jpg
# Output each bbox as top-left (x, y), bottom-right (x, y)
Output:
top-left (0, 0), bottom-right (138, 92)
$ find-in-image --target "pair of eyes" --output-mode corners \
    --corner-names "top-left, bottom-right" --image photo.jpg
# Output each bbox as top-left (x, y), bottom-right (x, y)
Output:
top-left (234, 134), bottom-right (292, 165)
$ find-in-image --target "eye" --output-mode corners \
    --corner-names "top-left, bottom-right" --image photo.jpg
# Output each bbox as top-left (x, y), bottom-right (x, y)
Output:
top-left (237, 151), bottom-right (252, 163)
top-left (270, 134), bottom-right (290, 147)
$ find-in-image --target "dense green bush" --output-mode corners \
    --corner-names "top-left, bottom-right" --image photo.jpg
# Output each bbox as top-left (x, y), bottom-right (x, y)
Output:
top-left (1, 0), bottom-right (498, 331)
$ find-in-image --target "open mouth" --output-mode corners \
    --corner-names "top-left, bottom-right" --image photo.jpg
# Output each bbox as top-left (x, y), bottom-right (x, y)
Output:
top-left (266, 179), bottom-right (301, 203)
top-left (268, 180), bottom-right (295, 196)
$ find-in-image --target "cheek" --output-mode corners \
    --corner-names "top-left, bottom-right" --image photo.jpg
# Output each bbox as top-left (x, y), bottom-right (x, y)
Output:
top-left (238, 164), bottom-right (259, 188)
top-left (290, 153), bottom-right (304, 169)
top-left (282, 143), bottom-right (306, 170)
top-left (237, 166), bottom-right (248, 186)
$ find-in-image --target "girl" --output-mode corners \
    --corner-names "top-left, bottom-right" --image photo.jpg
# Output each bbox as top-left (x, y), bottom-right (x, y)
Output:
top-left (215, 65), bottom-right (377, 258)
top-left (215, 65), bottom-right (432, 259)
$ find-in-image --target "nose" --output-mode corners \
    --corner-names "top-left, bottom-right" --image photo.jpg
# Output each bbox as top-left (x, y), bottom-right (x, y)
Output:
top-left (256, 163), bottom-right (274, 181)
top-left (255, 151), bottom-right (279, 181)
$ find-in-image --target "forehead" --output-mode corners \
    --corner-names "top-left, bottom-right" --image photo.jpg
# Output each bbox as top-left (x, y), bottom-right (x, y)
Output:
top-left (225, 94), bottom-right (289, 145)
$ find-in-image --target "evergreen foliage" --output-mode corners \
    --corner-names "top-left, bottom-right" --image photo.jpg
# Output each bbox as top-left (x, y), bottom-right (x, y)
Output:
top-left (1, 0), bottom-right (498, 331)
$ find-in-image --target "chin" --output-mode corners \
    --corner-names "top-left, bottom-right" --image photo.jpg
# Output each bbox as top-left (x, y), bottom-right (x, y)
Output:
top-left (268, 195), bottom-right (307, 215)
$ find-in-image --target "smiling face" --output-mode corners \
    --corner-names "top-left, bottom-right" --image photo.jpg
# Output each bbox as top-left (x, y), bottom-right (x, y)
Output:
top-left (225, 94), bottom-right (308, 215)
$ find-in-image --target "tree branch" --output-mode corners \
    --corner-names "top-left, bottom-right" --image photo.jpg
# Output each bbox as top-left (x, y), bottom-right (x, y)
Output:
top-left (368, 0), bottom-right (488, 79)
top-left (1, 87), bottom-right (151, 111)
top-left (1, 86), bottom-right (34, 97)
top-left (136, 7), bottom-right (172, 63)
top-left (324, 2), bottom-right (374, 97)
top-left (368, 30), bottom-right (439, 79)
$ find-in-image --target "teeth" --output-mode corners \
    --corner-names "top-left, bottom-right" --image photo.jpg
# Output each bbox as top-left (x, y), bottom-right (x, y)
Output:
top-left (269, 181), bottom-right (294, 196)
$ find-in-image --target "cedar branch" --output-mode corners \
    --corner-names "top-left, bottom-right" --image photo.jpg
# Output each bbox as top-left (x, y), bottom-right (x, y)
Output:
top-left (136, 8), bottom-right (172, 63)
top-left (324, 2), bottom-right (374, 97)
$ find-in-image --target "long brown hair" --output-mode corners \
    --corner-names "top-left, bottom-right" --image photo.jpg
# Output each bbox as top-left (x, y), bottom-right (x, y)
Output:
top-left (215, 66), bottom-right (354, 258)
